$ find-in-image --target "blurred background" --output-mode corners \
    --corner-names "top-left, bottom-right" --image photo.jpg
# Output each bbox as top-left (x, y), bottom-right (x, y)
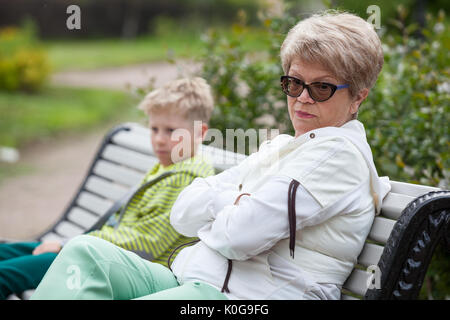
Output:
top-left (0, 0), bottom-right (448, 298)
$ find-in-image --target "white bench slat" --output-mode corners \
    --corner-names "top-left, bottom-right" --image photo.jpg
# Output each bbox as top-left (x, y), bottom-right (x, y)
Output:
top-left (381, 192), bottom-right (416, 220)
top-left (368, 216), bottom-right (397, 244)
top-left (93, 159), bottom-right (144, 187)
top-left (102, 144), bottom-right (157, 173)
top-left (127, 122), bottom-right (152, 137)
top-left (85, 176), bottom-right (129, 202)
top-left (114, 123), bottom-right (247, 172)
top-left (76, 191), bottom-right (113, 216)
top-left (343, 268), bottom-right (370, 297)
top-left (67, 207), bottom-right (100, 229)
top-left (390, 180), bottom-right (441, 198)
top-left (55, 221), bottom-right (85, 238)
top-left (39, 232), bottom-right (65, 243)
top-left (357, 242), bottom-right (384, 268)
top-left (111, 130), bottom-right (153, 155)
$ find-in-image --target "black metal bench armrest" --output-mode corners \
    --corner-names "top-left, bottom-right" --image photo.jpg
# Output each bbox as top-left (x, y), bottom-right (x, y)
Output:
top-left (365, 190), bottom-right (450, 300)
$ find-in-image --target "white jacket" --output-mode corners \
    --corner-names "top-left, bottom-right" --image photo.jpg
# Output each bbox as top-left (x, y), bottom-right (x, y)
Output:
top-left (170, 120), bottom-right (391, 300)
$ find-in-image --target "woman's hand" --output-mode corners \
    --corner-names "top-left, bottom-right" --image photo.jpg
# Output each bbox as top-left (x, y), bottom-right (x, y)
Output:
top-left (32, 241), bottom-right (62, 255)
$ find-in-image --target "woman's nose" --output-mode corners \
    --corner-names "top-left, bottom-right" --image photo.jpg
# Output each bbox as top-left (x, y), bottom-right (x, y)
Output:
top-left (297, 87), bottom-right (315, 104)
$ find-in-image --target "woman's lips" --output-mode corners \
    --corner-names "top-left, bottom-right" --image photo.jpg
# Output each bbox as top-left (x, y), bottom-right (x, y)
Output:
top-left (295, 110), bottom-right (316, 119)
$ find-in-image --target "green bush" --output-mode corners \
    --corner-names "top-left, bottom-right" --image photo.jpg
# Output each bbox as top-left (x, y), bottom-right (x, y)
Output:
top-left (0, 22), bottom-right (50, 92)
top-left (200, 13), bottom-right (289, 150)
top-left (199, 5), bottom-right (449, 298)
top-left (361, 7), bottom-right (449, 189)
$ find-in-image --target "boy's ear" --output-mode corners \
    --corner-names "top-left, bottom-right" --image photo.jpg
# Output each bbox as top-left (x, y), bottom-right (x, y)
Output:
top-left (194, 121), bottom-right (209, 143)
top-left (200, 123), bottom-right (209, 141)
top-left (193, 121), bottom-right (208, 146)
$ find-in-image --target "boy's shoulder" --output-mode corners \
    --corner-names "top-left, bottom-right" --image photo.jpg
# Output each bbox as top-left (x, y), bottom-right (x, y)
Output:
top-left (140, 157), bottom-right (214, 188)
top-left (171, 155), bottom-right (215, 178)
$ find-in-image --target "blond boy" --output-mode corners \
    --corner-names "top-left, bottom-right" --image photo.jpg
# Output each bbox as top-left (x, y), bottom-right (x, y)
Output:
top-left (1, 77), bottom-right (215, 299)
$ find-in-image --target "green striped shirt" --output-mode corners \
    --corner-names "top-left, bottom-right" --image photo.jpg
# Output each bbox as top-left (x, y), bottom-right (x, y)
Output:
top-left (88, 155), bottom-right (214, 265)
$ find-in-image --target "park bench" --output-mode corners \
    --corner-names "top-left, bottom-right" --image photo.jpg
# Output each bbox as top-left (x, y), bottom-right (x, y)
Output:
top-left (4, 122), bottom-right (449, 300)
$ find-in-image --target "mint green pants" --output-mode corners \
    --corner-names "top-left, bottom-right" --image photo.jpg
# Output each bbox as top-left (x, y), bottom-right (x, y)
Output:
top-left (30, 235), bottom-right (227, 300)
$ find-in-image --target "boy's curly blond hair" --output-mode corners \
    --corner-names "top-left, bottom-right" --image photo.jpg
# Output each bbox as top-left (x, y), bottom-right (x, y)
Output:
top-left (138, 77), bottom-right (214, 123)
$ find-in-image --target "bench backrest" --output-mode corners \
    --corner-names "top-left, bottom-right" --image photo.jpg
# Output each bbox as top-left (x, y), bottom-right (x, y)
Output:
top-left (341, 179), bottom-right (441, 299)
top-left (37, 122), bottom-right (442, 299)
top-left (38, 122), bottom-right (246, 243)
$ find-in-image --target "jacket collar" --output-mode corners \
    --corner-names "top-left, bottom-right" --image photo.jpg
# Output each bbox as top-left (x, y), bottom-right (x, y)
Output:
top-left (307, 120), bottom-right (391, 214)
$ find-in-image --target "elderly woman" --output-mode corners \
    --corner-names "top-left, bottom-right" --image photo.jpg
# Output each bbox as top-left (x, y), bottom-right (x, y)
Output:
top-left (31, 11), bottom-right (390, 300)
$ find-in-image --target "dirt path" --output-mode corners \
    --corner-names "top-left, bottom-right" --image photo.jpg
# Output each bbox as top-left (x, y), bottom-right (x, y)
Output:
top-left (0, 128), bottom-right (107, 240)
top-left (0, 61), bottom-right (199, 240)
top-left (51, 60), bottom-right (201, 92)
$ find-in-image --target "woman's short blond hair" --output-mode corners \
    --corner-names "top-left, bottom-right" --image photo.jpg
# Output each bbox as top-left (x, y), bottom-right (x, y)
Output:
top-left (138, 77), bottom-right (214, 123)
top-left (280, 11), bottom-right (384, 96)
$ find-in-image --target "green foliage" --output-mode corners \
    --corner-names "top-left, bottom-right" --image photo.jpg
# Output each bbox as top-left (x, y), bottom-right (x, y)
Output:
top-left (360, 8), bottom-right (450, 189)
top-left (200, 9), bottom-right (297, 149)
top-left (200, 5), bottom-right (449, 298)
top-left (333, 0), bottom-right (414, 30)
top-left (419, 243), bottom-right (450, 300)
top-left (0, 21), bottom-right (50, 92)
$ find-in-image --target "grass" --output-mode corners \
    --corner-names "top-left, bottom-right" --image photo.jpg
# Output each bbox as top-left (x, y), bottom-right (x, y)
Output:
top-left (0, 86), bottom-right (139, 149)
top-left (44, 27), bottom-right (270, 72)
top-left (44, 33), bottom-right (204, 72)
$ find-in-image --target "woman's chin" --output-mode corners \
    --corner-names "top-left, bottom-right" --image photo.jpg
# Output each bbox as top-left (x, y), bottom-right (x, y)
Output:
top-left (293, 121), bottom-right (316, 137)
top-left (295, 128), bottom-right (309, 137)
